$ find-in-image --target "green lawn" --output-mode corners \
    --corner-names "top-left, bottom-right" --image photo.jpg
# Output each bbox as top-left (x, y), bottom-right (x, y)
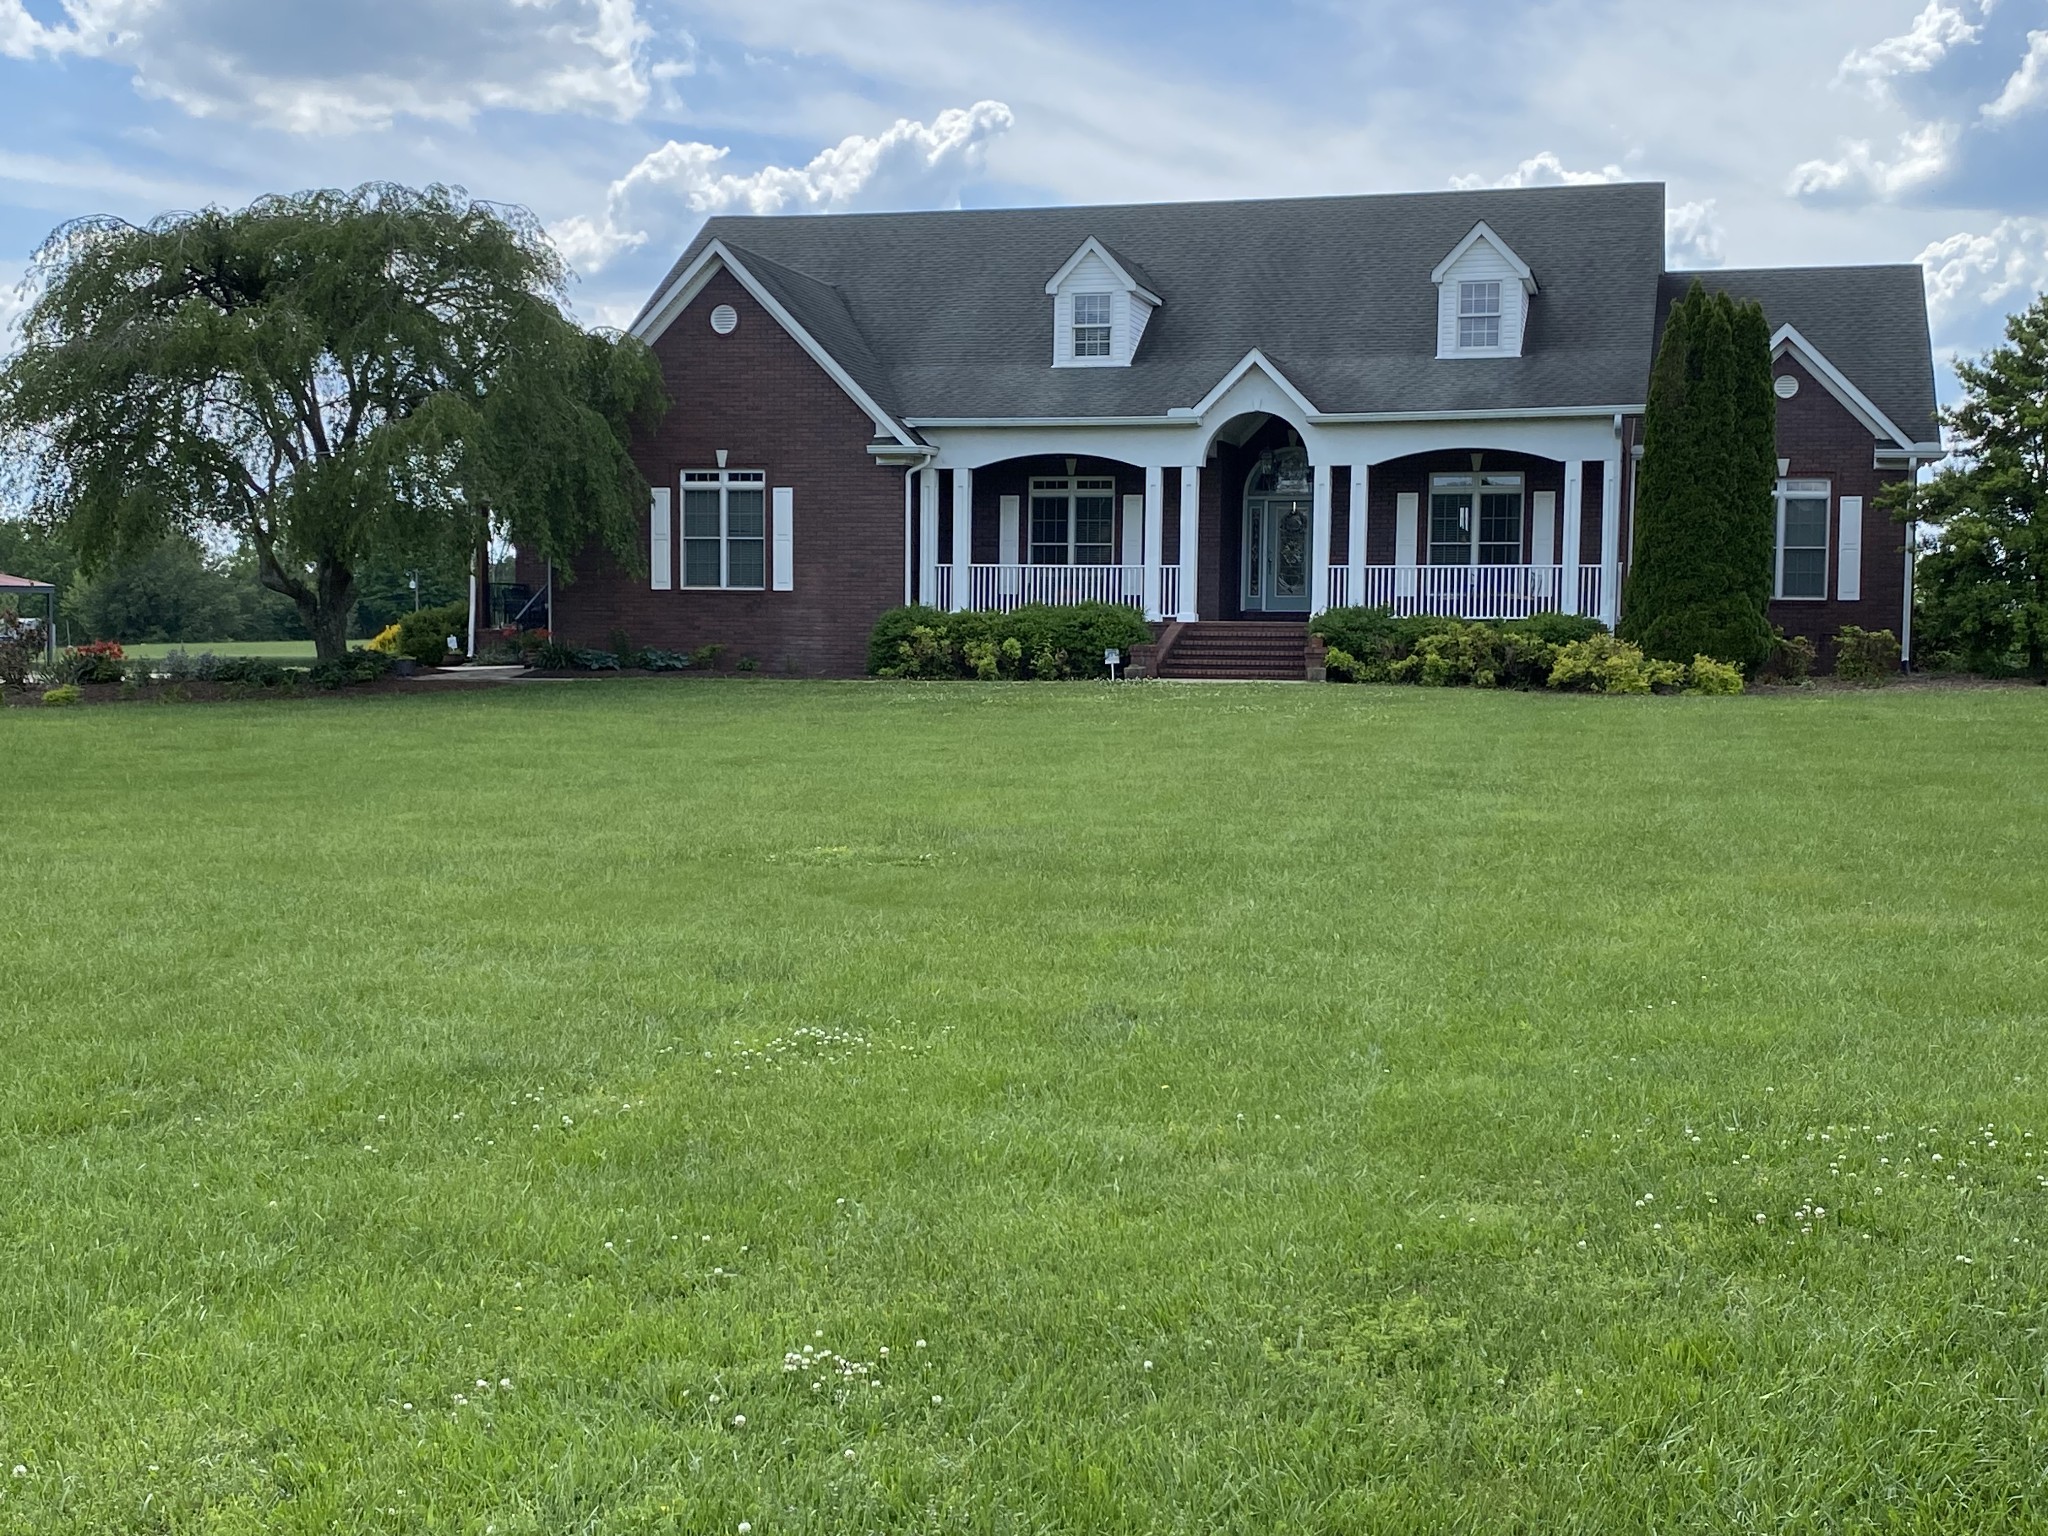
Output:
top-left (5, 681), bottom-right (2047, 1533)
top-left (119, 639), bottom-right (318, 661)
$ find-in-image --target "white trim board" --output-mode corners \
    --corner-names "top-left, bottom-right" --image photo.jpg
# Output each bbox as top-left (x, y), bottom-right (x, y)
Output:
top-left (1043, 237), bottom-right (1162, 305)
top-left (1172, 349), bottom-right (1322, 420)
top-left (632, 240), bottom-right (916, 447)
top-left (1431, 221), bottom-right (1538, 293)
top-left (1771, 325), bottom-right (1916, 453)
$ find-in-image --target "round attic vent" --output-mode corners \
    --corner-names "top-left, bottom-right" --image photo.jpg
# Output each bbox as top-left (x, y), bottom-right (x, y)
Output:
top-left (1774, 374), bottom-right (1800, 399)
top-left (709, 304), bottom-right (739, 335)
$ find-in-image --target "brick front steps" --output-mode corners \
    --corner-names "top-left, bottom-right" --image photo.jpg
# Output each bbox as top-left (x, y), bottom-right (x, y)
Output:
top-left (1145, 621), bottom-right (1324, 681)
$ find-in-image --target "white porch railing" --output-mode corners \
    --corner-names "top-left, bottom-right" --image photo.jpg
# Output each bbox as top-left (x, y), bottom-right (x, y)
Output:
top-left (960, 563), bottom-right (1145, 613)
top-left (1335, 564), bottom-right (1605, 621)
top-left (1159, 566), bottom-right (1181, 620)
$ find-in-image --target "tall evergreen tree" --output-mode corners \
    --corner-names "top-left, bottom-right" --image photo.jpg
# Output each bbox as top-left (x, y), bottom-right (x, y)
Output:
top-left (1621, 280), bottom-right (1778, 667)
top-left (1892, 293), bottom-right (2048, 675)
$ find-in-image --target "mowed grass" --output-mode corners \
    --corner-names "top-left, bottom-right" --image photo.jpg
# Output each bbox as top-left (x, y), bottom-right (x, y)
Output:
top-left (4, 681), bottom-right (2048, 1533)
top-left (118, 640), bottom-right (319, 661)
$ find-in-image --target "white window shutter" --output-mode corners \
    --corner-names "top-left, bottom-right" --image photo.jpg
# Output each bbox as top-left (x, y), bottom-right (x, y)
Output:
top-left (1121, 494), bottom-right (1144, 569)
top-left (772, 487), bottom-right (794, 592)
top-left (649, 487), bottom-right (672, 591)
top-left (1531, 491), bottom-right (1556, 567)
top-left (1837, 495), bottom-right (1863, 602)
top-left (1395, 492), bottom-right (1419, 599)
top-left (999, 495), bottom-right (1021, 564)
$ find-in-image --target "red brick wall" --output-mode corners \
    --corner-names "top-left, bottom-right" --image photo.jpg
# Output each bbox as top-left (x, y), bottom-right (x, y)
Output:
top-left (1765, 356), bottom-right (1913, 662)
top-left (551, 268), bottom-right (908, 676)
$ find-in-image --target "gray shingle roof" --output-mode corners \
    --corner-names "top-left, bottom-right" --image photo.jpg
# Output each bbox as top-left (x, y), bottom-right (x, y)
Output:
top-left (634, 185), bottom-right (1934, 441)
top-left (1657, 267), bottom-right (1939, 446)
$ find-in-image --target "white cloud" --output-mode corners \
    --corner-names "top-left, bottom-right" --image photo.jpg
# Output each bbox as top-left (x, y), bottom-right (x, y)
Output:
top-left (1981, 29), bottom-right (2048, 119)
top-left (1450, 151), bottom-right (1625, 191)
top-left (554, 100), bottom-right (1014, 272)
top-left (1, 0), bottom-right (78, 57)
top-left (1838, 2), bottom-right (1982, 97)
top-left (1917, 218), bottom-right (2048, 322)
top-left (13, 0), bottom-right (661, 131)
top-left (1787, 119), bottom-right (1959, 203)
top-left (1664, 200), bottom-right (1726, 268)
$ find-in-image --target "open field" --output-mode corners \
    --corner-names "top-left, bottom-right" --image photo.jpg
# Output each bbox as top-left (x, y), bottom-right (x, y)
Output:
top-left (4, 681), bottom-right (2047, 1532)
top-left (119, 640), bottom-right (319, 661)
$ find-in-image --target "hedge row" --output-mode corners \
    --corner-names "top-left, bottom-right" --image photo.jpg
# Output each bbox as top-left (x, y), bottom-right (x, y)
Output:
top-left (1310, 608), bottom-right (1743, 693)
top-left (869, 603), bottom-right (1152, 680)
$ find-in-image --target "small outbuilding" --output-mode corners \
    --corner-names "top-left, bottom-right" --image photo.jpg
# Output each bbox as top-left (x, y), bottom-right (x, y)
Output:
top-left (0, 571), bottom-right (58, 659)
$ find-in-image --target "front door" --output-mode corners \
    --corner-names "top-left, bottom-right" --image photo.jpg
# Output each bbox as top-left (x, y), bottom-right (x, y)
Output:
top-left (1244, 497), bottom-right (1312, 613)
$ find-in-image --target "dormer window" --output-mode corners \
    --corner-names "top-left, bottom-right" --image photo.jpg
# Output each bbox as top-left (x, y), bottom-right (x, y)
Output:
top-left (1458, 281), bottom-right (1502, 350)
top-left (1046, 237), bottom-right (1161, 368)
top-left (1432, 221), bottom-right (1537, 359)
top-left (1072, 293), bottom-right (1113, 358)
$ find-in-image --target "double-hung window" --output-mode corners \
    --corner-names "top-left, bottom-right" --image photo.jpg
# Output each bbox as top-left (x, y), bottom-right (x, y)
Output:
top-left (1429, 472), bottom-right (1524, 565)
top-left (1028, 477), bottom-right (1117, 565)
top-left (681, 469), bottom-right (767, 589)
top-left (1071, 293), bottom-right (1113, 359)
top-left (1775, 479), bottom-right (1830, 599)
top-left (1458, 281), bottom-right (1502, 350)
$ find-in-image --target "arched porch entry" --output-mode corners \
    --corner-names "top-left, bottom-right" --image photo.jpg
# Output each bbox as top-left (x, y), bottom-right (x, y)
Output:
top-left (1208, 413), bottom-right (1319, 621)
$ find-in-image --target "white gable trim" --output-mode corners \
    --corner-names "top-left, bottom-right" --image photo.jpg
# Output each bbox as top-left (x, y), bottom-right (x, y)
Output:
top-left (1173, 350), bottom-right (1321, 420)
top-left (632, 240), bottom-right (915, 446)
top-left (1431, 222), bottom-right (1537, 294)
top-left (1043, 237), bottom-right (1162, 304)
top-left (1770, 324), bottom-right (1915, 451)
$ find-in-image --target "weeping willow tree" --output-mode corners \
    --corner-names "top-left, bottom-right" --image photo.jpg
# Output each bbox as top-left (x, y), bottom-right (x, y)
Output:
top-left (1620, 280), bottom-right (1778, 668)
top-left (0, 183), bottom-right (666, 660)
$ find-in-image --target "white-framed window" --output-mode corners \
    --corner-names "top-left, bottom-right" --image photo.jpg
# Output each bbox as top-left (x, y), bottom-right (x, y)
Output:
top-left (1775, 478), bottom-right (1830, 600)
top-left (1072, 293), bottom-right (1113, 359)
top-left (1458, 281), bottom-right (1503, 350)
top-left (1028, 477), bottom-right (1117, 565)
top-left (681, 469), bottom-right (767, 589)
top-left (1428, 472), bottom-right (1524, 565)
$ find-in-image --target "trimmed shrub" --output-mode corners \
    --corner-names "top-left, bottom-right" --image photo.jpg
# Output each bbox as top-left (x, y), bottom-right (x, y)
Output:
top-left (1756, 630), bottom-right (1816, 683)
top-left (1686, 655), bottom-right (1745, 695)
top-left (396, 603), bottom-right (468, 666)
top-left (1312, 606), bottom-right (1602, 687)
top-left (1549, 634), bottom-right (1662, 694)
top-left (307, 649), bottom-right (397, 690)
top-left (1833, 625), bottom-right (1900, 684)
top-left (41, 684), bottom-right (82, 706)
top-left (212, 656), bottom-right (290, 687)
top-left (867, 604), bottom-right (1149, 680)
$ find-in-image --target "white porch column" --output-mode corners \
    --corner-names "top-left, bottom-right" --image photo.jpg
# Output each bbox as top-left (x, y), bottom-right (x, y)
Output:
top-left (1346, 465), bottom-right (1368, 610)
top-left (1561, 461), bottom-right (1584, 616)
top-left (950, 467), bottom-right (973, 613)
top-left (1177, 466), bottom-right (1201, 621)
top-left (1142, 466), bottom-right (1165, 621)
top-left (919, 467), bottom-right (941, 607)
top-left (1310, 463), bottom-right (1334, 616)
top-left (1598, 452), bottom-right (1622, 628)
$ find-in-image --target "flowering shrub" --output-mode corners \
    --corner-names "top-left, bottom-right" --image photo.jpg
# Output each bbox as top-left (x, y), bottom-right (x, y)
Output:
top-left (365, 623), bottom-right (405, 655)
top-left (65, 640), bottom-right (126, 685)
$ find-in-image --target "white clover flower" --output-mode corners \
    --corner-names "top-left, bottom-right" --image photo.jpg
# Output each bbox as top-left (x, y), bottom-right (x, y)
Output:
top-left (11, 1465), bottom-right (26, 1478)
top-left (1142, 1360), bottom-right (1153, 1370)
top-left (738, 1524), bottom-right (752, 1534)
top-left (915, 1339), bottom-right (927, 1349)
top-left (732, 1414), bottom-right (746, 1427)
top-left (931, 1395), bottom-right (943, 1405)
top-left (844, 1449), bottom-right (857, 1461)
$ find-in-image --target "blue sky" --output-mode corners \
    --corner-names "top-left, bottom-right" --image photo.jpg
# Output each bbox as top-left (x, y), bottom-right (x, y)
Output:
top-left (3, 0), bottom-right (2045, 402)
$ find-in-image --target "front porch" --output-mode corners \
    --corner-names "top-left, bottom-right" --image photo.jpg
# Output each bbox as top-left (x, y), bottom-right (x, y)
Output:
top-left (909, 413), bottom-right (1627, 629)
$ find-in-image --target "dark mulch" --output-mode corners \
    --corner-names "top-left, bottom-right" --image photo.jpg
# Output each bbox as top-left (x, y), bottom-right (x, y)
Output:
top-left (2, 673), bottom-right (523, 708)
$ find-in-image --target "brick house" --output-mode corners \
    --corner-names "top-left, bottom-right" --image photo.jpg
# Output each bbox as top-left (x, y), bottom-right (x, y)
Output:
top-left (532, 182), bottom-right (1939, 677)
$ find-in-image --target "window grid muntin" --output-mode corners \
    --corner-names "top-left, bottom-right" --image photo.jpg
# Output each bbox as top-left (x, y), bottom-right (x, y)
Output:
top-left (1029, 477), bottom-right (1118, 565)
top-left (1458, 280), bottom-right (1503, 350)
top-left (680, 469), bottom-right (768, 589)
top-left (1429, 472), bottom-right (1524, 565)
top-left (1775, 477), bottom-right (1830, 600)
top-left (1071, 293), bottom-right (1113, 359)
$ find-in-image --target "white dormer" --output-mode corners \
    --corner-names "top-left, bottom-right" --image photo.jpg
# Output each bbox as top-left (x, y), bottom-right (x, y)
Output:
top-left (1045, 237), bottom-right (1161, 368)
top-left (1431, 221), bottom-right (1537, 360)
